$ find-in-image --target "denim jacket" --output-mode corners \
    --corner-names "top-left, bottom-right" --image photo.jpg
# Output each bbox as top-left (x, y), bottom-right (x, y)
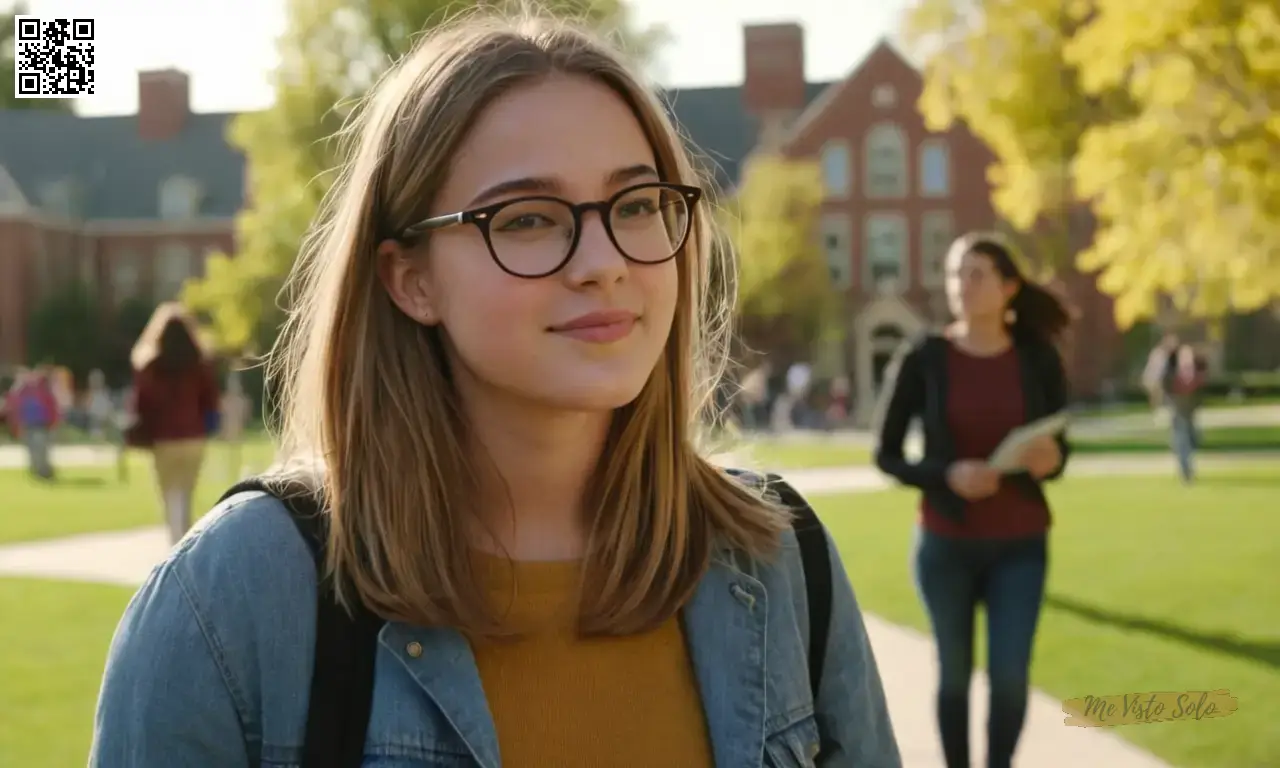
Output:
top-left (91, 490), bottom-right (903, 767)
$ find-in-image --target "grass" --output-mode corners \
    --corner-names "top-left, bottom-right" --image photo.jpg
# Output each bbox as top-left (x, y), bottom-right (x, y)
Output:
top-left (0, 439), bottom-right (277, 545)
top-left (822, 466), bottom-right (1280, 768)
top-left (0, 578), bottom-right (136, 767)
top-left (1072, 424), bottom-right (1280, 455)
top-left (734, 436), bottom-right (871, 469)
top-left (1, 444), bottom-right (1275, 766)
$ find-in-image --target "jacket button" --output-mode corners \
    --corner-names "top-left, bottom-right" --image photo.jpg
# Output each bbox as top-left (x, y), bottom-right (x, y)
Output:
top-left (406, 641), bottom-right (423, 658)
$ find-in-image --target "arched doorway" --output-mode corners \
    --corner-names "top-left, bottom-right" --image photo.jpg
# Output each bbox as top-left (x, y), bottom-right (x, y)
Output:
top-left (852, 297), bottom-right (925, 426)
top-left (870, 324), bottom-right (906, 397)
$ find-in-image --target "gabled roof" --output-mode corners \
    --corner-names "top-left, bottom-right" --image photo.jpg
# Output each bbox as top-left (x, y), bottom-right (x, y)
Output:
top-left (781, 38), bottom-right (920, 148)
top-left (665, 81), bottom-right (834, 189)
top-left (0, 79), bottom-right (836, 221)
top-left (0, 110), bottom-right (244, 220)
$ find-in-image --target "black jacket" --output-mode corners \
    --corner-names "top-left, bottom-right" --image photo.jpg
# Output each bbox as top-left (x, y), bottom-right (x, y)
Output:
top-left (873, 332), bottom-right (1071, 522)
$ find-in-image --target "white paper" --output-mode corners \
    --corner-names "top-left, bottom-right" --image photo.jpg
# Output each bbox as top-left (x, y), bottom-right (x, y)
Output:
top-left (988, 411), bottom-right (1071, 472)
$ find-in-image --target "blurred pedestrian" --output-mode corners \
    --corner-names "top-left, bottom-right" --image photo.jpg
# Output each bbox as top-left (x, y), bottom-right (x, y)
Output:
top-left (1167, 344), bottom-right (1205, 483)
top-left (124, 303), bottom-right (220, 544)
top-left (86, 369), bottom-right (115, 441)
top-left (5, 366), bottom-right (61, 480)
top-left (874, 232), bottom-right (1072, 768)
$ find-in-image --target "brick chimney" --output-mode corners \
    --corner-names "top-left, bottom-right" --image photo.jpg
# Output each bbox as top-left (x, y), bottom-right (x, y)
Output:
top-left (742, 23), bottom-right (807, 148)
top-left (138, 69), bottom-right (189, 141)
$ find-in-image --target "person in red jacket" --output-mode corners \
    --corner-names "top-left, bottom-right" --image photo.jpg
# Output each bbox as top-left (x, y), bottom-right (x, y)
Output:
top-left (5, 366), bottom-right (61, 480)
top-left (127, 303), bottom-right (220, 544)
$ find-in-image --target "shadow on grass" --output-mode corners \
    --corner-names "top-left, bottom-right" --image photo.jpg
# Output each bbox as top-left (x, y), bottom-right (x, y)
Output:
top-left (1072, 442), bottom-right (1280, 455)
top-left (1044, 594), bottom-right (1280, 671)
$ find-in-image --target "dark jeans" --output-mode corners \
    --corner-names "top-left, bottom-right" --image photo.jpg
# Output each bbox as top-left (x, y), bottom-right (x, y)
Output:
top-left (913, 528), bottom-right (1048, 768)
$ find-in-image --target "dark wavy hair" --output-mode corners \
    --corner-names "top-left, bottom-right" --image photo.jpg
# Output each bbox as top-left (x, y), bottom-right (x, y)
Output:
top-left (957, 233), bottom-right (1072, 345)
top-left (151, 317), bottom-right (202, 375)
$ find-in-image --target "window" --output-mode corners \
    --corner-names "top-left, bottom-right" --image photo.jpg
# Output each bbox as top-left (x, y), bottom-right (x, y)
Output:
top-left (111, 249), bottom-right (143, 304)
top-left (864, 123), bottom-right (907, 198)
top-left (820, 141), bottom-right (851, 198)
top-left (863, 212), bottom-right (908, 291)
top-left (39, 179), bottom-right (79, 217)
top-left (871, 84), bottom-right (897, 108)
top-left (155, 242), bottom-right (193, 299)
top-left (919, 140), bottom-right (950, 197)
top-left (159, 176), bottom-right (200, 219)
top-left (820, 214), bottom-right (853, 289)
top-left (920, 211), bottom-right (954, 288)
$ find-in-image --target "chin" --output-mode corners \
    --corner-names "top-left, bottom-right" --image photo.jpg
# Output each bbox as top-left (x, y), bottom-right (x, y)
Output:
top-left (541, 377), bottom-right (650, 413)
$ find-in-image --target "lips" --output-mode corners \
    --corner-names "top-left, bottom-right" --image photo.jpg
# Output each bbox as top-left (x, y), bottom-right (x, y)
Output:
top-left (549, 309), bottom-right (639, 343)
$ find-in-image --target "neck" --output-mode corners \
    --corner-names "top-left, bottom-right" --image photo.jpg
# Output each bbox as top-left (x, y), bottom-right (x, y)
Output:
top-left (458, 378), bottom-right (611, 562)
top-left (953, 316), bottom-right (1011, 354)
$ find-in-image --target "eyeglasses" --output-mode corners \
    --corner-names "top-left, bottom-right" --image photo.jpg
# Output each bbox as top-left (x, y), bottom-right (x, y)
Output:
top-left (397, 182), bottom-right (703, 279)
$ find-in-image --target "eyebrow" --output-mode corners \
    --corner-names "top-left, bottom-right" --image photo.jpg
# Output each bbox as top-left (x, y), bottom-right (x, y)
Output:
top-left (465, 163), bottom-right (661, 208)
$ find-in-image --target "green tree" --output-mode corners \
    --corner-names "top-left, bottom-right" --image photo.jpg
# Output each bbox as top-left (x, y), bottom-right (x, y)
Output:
top-left (25, 283), bottom-right (105, 382)
top-left (185, 0), bottom-right (666, 354)
top-left (1067, 0), bottom-right (1280, 326)
top-left (725, 155), bottom-right (837, 358)
top-left (902, 0), bottom-right (1109, 269)
top-left (2, 2), bottom-right (75, 111)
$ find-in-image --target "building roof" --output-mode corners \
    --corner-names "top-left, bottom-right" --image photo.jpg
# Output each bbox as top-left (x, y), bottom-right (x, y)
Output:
top-left (0, 110), bottom-right (243, 220)
top-left (0, 81), bottom-right (834, 221)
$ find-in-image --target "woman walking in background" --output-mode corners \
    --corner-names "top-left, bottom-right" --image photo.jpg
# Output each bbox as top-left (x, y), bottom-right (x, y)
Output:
top-left (875, 232), bottom-right (1072, 768)
top-left (126, 303), bottom-right (220, 544)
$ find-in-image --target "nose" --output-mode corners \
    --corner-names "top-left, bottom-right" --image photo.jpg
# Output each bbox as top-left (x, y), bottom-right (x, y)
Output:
top-left (562, 208), bottom-right (627, 287)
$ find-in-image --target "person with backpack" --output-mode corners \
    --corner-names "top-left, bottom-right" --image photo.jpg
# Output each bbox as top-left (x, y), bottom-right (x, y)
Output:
top-left (91, 13), bottom-right (901, 768)
top-left (4, 366), bottom-right (61, 480)
top-left (874, 233), bottom-right (1072, 768)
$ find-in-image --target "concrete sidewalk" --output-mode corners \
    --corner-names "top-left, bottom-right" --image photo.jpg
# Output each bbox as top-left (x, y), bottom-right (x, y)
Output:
top-left (0, 462), bottom-right (1196, 767)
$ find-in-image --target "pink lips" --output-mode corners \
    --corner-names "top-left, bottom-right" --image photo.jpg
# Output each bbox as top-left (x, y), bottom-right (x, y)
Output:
top-left (550, 310), bottom-right (639, 343)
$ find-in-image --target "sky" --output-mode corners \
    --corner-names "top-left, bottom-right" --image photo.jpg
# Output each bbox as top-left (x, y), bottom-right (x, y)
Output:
top-left (11, 0), bottom-right (908, 116)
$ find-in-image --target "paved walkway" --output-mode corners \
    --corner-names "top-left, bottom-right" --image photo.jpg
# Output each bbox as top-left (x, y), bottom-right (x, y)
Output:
top-left (0, 462), bottom-right (1210, 766)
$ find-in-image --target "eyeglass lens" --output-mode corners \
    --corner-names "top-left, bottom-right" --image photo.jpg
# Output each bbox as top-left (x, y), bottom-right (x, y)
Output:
top-left (486, 185), bottom-right (690, 276)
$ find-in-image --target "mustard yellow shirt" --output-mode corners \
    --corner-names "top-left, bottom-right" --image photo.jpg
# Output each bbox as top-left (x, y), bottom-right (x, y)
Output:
top-left (470, 555), bottom-right (714, 767)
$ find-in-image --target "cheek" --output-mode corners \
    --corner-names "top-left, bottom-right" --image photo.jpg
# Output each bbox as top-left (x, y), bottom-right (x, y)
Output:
top-left (637, 260), bottom-right (680, 338)
top-left (431, 247), bottom-right (548, 376)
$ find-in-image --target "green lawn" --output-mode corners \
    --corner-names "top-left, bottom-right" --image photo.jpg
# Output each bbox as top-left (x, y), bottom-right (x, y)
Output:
top-left (730, 436), bottom-right (871, 469)
top-left (0, 439), bottom-right (277, 545)
top-left (1072, 424), bottom-right (1280, 455)
top-left (2, 454), bottom-right (1276, 766)
top-left (823, 467), bottom-right (1280, 768)
top-left (0, 578), bottom-right (135, 767)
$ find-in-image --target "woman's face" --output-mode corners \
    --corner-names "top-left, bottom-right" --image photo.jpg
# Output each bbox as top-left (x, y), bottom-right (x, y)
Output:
top-left (382, 74), bottom-right (680, 414)
top-left (945, 249), bottom-right (1016, 322)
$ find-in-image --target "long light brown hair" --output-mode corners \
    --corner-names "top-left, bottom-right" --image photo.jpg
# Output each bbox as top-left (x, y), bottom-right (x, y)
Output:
top-left (266, 11), bottom-right (789, 637)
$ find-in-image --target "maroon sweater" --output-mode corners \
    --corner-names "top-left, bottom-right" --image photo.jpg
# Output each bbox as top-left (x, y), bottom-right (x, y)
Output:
top-left (134, 362), bottom-right (219, 443)
top-left (921, 345), bottom-right (1050, 538)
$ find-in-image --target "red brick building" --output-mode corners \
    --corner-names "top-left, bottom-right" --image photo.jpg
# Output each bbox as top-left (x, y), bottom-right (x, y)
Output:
top-left (0, 69), bottom-right (240, 369)
top-left (731, 27), bottom-right (1126, 420)
top-left (1, 31), bottom-right (1145, 413)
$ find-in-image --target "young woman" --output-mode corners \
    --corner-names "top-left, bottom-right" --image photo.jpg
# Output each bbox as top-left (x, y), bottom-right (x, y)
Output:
top-left (92, 14), bottom-right (901, 768)
top-left (126, 302), bottom-right (220, 544)
top-left (874, 233), bottom-right (1072, 768)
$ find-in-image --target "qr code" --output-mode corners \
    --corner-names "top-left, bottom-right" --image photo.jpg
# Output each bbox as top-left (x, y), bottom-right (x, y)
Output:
top-left (14, 16), bottom-right (96, 99)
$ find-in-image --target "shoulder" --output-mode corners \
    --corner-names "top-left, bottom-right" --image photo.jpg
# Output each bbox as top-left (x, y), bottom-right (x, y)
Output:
top-left (145, 490), bottom-right (320, 660)
top-left (1019, 337), bottom-right (1065, 372)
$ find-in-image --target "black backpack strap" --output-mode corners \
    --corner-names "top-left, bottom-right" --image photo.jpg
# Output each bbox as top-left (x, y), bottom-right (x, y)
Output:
top-left (766, 473), bottom-right (833, 700)
top-left (723, 469), bottom-right (833, 699)
top-left (218, 479), bottom-right (382, 768)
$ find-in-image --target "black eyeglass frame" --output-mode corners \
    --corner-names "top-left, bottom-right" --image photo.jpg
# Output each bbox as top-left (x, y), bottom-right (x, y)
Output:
top-left (396, 182), bottom-right (704, 279)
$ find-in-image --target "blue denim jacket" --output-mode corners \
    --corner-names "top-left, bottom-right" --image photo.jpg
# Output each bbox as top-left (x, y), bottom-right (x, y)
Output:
top-left (91, 490), bottom-right (902, 767)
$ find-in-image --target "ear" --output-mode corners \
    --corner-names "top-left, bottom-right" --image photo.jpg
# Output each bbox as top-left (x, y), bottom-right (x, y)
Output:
top-left (377, 239), bottom-right (440, 326)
